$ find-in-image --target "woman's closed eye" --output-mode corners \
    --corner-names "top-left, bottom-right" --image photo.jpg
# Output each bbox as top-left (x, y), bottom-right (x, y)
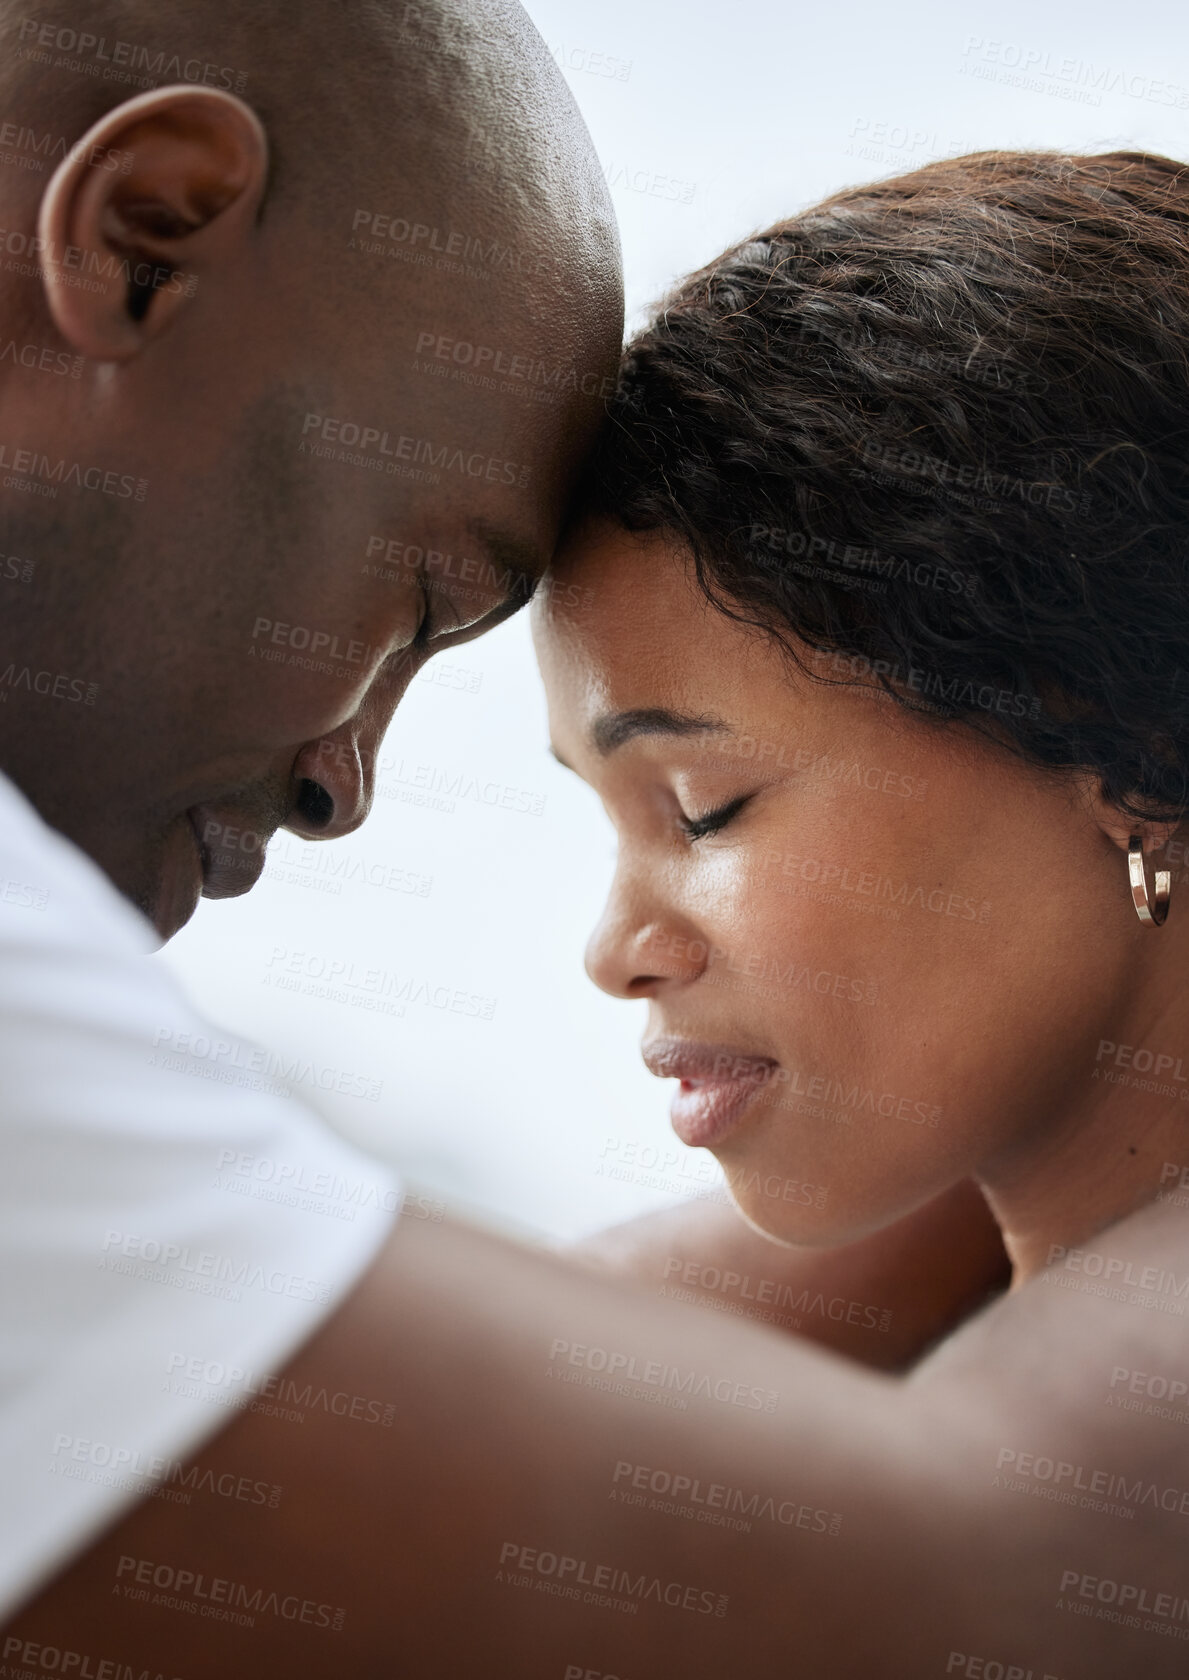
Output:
top-left (677, 793), bottom-right (751, 842)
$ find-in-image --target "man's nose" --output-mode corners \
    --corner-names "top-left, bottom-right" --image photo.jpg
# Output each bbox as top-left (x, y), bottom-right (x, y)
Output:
top-left (284, 650), bottom-right (419, 840)
top-left (584, 868), bottom-right (707, 1000)
top-left (286, 722), bottom-right (378, 841)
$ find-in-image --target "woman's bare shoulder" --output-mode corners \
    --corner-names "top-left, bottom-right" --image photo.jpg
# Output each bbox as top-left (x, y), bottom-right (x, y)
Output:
top-left (914, 1194), bottom-right (1189, 1403)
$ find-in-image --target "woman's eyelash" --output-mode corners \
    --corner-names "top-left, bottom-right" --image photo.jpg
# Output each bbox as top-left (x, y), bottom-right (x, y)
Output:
top-left (678, 794), bottom-right (750, 841)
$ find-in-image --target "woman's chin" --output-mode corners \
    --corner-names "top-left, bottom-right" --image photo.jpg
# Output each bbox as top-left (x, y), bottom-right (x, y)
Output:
top-left (724, 1179), bottom-right (907, 1249)
top-left (725, 1188), bottom-right (838, 1247)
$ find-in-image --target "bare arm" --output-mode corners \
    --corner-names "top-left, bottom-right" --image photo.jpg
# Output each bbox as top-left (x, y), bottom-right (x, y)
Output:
top-left (566, 1178), bottom-right (1011, 1369)
top-left (4, 1196), bottom-right (1186, 1678)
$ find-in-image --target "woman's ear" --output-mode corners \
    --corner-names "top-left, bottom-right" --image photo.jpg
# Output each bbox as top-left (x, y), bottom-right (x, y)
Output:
top-left (36, 84), bottom-right (268, 362)
top-left (1077, 767), bottom-right (1184, 858)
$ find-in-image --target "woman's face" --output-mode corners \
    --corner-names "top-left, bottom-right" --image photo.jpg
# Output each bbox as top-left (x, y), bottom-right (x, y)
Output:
top-left (532, 521), bottom-right (1143, 1247)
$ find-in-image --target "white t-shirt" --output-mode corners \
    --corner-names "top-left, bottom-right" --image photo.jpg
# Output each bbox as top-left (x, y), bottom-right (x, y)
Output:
top-left (0, 771), bottom-right (402, 1619)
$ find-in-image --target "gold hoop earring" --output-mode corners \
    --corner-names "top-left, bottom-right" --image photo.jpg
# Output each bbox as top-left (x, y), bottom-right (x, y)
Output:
top-left (1128, 835), bottom-right (1171, 927)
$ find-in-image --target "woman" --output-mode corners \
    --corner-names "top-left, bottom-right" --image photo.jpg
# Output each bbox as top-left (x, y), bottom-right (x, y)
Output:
top-left (533, 148), bottom-right (1189, 1351)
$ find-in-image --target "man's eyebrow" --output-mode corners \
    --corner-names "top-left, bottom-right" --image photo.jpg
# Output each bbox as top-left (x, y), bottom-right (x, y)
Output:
top-left (468, 521), bottom-right (544, 610)
top-left (591, 708), bottom-right (733, 755)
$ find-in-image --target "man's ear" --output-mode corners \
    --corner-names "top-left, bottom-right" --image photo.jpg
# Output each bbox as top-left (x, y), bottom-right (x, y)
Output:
top-left (37, 85), bottom-right (268, 362)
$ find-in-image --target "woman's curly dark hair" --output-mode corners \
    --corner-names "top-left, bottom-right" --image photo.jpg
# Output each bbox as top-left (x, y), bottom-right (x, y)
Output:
top-left (580, 149), bottom-right (1189, 826)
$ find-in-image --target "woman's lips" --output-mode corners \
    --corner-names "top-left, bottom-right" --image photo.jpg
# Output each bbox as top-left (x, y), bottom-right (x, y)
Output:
top-left (642, 1039), bottom-right (779, 1149)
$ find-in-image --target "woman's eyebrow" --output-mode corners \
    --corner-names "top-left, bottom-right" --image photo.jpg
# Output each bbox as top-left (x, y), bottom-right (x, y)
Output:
top-left (590, 708), bottom-right (733, 755)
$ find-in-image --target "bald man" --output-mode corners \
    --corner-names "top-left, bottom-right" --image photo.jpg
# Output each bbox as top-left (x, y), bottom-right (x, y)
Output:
top-left (0, 4), bottom-right (1185, 1679)
top-left (0, 0), bottom-right (619, 937)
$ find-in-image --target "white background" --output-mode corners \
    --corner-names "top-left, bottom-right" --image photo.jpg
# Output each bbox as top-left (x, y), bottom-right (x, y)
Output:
top-left (156, 0), bottom-right (1189, 1243)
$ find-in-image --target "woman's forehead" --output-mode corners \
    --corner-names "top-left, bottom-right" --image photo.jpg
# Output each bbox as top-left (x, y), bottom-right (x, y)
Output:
top-left (537, 523), bottom-right (727, 665)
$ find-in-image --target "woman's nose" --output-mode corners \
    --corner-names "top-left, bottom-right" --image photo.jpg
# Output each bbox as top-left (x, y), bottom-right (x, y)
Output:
top-left (584, 875), bottom-right (707, 1000)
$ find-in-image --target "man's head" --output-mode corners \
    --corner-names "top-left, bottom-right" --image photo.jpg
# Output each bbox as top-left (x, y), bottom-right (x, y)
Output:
top-left (0, 0), bottom-right (622, 938)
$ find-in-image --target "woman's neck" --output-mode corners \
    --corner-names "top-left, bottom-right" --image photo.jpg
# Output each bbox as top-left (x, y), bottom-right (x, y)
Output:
top-left (982, 1089), bottom-right (1188, 1288)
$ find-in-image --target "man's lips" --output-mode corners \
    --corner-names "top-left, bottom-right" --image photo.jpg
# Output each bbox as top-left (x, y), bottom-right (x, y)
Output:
top-left (642, 1038), bottom-right (779, 1149)
top-left (186, 805), bottom-right (270, 899)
